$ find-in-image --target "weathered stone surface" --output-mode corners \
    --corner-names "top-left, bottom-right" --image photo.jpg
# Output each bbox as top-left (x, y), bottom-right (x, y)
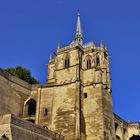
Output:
top-left (0, 114), bottom-right (64, 140)
top-left (0, 69), bottom-right (31, 117)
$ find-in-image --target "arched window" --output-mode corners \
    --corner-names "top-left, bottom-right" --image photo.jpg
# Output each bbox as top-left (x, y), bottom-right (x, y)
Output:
top-left (26, 99), bottom-right (36, 116)
top-left (64, 56), bottom-right (70, 68)
top-left (96, 56), bottom-right (100, 66)
top-left (87, 58), bottom-right (91, 69)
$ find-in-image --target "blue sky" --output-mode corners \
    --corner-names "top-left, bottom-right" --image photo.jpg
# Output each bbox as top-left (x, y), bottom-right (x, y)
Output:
top-left (0, 0), bottom-right (140, 122)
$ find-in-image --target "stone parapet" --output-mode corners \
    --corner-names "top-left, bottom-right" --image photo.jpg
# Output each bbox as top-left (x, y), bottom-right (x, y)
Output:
top-left (0, 114), bottom-right (64, 140)
top-left (0, 68), bottom-right (31, 90)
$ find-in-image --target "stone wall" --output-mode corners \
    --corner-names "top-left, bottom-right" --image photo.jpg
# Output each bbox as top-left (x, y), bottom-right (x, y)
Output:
top-left (128, 123), bottom-right (140, 138)
top-left (81, 84), bottom-right (104, 140)
top-left (114, 113), bottom-right (140, 140)
top-left (0, 69), bottom-right (31, 117)
top-left (34, 83), bottom-right (77, 140)
top-left (0, 114), bottom-right (64, 140)
top-left (37, 42), bottom-right (116, 140)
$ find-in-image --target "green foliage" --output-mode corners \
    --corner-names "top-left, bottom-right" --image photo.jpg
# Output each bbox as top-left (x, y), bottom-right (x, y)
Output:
top-left (6, 66), bottom-right (40, 84)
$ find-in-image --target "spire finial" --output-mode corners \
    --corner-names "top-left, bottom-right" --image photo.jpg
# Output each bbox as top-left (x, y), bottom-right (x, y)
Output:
top-left (100, 41), bottom-right (104, 47)
top-left (75, 10), bottom-right (83, 45)
top-left (49, 54), bottom-right (52, 62)
top-left (57, 42), bottom-right (60, 50)
top-left (77, 9), bottom-right (80, 16)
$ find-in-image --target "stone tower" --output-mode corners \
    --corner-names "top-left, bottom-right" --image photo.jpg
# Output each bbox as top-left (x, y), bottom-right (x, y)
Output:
top-left (45, 11), bottom-right (116, 140)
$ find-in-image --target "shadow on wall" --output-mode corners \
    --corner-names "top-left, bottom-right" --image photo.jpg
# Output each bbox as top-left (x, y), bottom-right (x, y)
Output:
top-left (81, 110), bottom-right (86, 139)
top-left (129, 135), bottom-right (140, 140)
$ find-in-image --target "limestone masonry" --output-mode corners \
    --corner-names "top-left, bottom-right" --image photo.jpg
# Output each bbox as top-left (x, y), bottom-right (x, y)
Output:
top-left (0, 11), bottom-right (139, 140)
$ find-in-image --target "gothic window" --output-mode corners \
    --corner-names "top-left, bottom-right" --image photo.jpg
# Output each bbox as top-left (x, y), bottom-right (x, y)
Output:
top-left (85, 56), bottom-right (92, 70)
top-left (96, 56), bottom-right (100, 66)
top-left (25, 99), bottom-right (36, 116)
top-left (64, 56), bottom-right (70, 68)
top-left (87, 58), bottom-right (91, 69)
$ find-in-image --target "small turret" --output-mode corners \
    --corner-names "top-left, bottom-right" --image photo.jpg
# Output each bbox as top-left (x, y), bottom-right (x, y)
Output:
top-left (57, 42), bottom-right (60, 50)
top-left (49, 54), bottom-right (52, 62)
top-left (100, 41), bottom-right (104, 47)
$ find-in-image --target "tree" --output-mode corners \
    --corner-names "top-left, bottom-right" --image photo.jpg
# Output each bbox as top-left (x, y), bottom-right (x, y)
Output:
top-left (5, 66), bottom-right (40, 84)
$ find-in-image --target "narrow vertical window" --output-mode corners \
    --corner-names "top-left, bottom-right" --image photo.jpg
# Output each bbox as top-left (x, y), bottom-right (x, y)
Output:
top-left (65, 59), bottom-right (67, 68)
top-left (89, 59), bottom-right (91, 69)
top-left (87, 60), bottom-right (89, 69)
top-left (87, 58), bottom-right (91, 69)
top-left (96, 56), bottom-right (100, 66)
top-left (44, 108), bottom-right (48, 116)
top-left (67, 58), bottom-right (70, 67)
top-left (84, 93), bottom-right (87, 98)
top-left (64, 56), bottom-right (70, 68)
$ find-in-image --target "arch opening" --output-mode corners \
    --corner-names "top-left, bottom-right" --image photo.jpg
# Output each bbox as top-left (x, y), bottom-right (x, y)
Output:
top-left (25, 99), bottom-right (36, 116)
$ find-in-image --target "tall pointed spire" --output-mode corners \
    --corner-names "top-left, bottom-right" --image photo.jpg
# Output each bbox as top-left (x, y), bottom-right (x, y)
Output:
top-left (75, 10), bottom-right (83, 45)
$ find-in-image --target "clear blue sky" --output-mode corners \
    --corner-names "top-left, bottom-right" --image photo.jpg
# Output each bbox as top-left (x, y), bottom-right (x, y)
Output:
top-left (0, 0), bottom-right (140, 122)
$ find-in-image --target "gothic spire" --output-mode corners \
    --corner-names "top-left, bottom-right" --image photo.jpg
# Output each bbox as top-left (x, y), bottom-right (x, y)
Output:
top-left (75, 10), bottom-right (83, 45)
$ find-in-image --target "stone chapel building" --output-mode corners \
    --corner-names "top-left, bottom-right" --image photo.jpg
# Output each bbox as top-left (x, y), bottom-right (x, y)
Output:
top-left (0, 11), bottom-right (139, 140)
